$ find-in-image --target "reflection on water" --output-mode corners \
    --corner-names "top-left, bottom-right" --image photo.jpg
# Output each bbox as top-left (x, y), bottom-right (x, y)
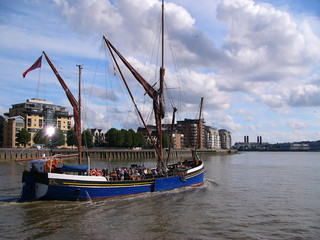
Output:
top-left (1, 152), bottom-right (320, 239)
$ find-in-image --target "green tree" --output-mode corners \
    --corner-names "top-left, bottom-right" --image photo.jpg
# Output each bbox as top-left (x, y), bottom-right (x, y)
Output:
top-left (136, 132), bottom-right (146, 148)
top-left (117, 129), bottom-right (126, 147)
top-left (125, 129), bottom-right (135, 148)
top-left (67, 128), bottom-right (77, 147)
top-left (162, 132), bottom-right (170, 148)
top-left (16, 128), bottom-right (31, 147)
top-left (33, 129), bottom-right (48, 145)
top-left (105, 128), bottom-right (118, 147)
top-left (50, 128), bottom-right (65, 147)
top-left (82, 129), bottom-right (93, 148)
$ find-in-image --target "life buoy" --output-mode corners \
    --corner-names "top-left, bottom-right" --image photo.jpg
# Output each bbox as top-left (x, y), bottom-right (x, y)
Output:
top-left (97, 170), bottom-right (103, 176)
top-left (45, 162), bottom-right (57, 172)
top-left (90, 169), bottom-right (97, 176)
top-left (51, 163), bottom-right (56, 172)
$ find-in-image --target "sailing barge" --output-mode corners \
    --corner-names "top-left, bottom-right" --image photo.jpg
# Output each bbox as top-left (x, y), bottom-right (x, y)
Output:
top-left (17, 0), bottom-right (204, 201)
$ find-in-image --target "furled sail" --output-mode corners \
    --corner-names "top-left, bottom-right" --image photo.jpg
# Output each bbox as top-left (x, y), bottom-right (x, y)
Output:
top-left (103, 36), bottom-right (165, 135)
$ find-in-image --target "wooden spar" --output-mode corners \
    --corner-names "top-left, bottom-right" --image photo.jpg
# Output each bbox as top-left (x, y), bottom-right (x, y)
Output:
top-left (103, 36), bottom-right (164, 165)
top-left (42, 51), bottom-right (81, 163)
top-left (194, 97), bottom-right (204, 161)
top-left (15, 154), bottom-right (79, 162)
top-left (77, 64), bottom-right (82, 164)
top-left (42, 52), bottom-right (79, 109)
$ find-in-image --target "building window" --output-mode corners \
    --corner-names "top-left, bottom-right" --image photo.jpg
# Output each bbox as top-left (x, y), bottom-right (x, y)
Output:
top-left (15, 119), bottom-right (24, 127)
top-left (67, 121), bottom-right (71, 129)
top-left (58, 121), bottom-right (61, 129)
top-left (27, 118), bottom-right (31, 127)
top-left (39, 119), bottom-right (43, 128)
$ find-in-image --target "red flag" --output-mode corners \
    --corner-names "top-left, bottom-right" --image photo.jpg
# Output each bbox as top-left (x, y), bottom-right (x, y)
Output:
top-left (22, 55), bottom-right (42, 78)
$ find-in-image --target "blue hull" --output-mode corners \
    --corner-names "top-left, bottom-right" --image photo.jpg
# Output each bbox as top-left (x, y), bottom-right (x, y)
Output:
top-left (19, 162), bottom-right (204, 201)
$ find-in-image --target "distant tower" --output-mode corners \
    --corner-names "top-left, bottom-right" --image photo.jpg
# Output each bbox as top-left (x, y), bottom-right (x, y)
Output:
top-left (244, 136), bottom-right (249, 143)
top-left (257, 136), bottom-right (262, 144)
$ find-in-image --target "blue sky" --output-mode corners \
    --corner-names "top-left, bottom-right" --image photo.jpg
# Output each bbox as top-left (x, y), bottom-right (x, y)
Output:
top-left (1, 0), bottom-right (320, 144)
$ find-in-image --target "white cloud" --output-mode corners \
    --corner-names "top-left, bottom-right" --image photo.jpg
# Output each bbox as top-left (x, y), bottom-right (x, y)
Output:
top-left (287, 84), bottom-right (320, 107)
top-left (211, 110), bottom-right (243, 132)
top-left (261, 94), bottom-right (287, 109)
top-left (287, 119), bottom-right (307, 130)
top-left (217, 0), bottom-right (320, 76)
top-left (53, 0), bottom-right (123, 36)
top-left (215, 0), bottom-right (320, 109)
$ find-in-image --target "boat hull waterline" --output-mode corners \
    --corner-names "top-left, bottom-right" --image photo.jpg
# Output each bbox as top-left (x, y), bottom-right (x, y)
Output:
top-left (20, 162), bottom-right (204, 201)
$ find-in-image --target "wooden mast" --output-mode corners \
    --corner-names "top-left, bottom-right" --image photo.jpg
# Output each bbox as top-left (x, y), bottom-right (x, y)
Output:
top-left (103, 36), bottom-right (164, 164)
top-left (77, 64), bottom-right (82, 164)
top-left (158, 0), bottom-right (165, 170)
top-left (194, 97), bottom-right (204, 162)
top-left (103, 0), bottom-right (167, 173)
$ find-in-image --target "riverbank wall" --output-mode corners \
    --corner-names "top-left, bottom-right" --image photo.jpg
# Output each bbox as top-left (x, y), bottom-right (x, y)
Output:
top-left (0, 148), bottom-right (236, 160)
top-left (0, 148), bottom-right (192, 160)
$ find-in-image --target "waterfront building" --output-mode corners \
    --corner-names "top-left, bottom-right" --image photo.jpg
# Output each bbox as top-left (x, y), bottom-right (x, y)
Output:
top-left (205, 126), bottom-right (220, 149)
top-left (218, 129), bottom-right (232, 150)
top-left (279, 142), bottom-right (310, 151)
top-left (0, 116), bottom-right (6, 147)
top-left (137, 125), bottom-right (185, 149)
top-left (137, 125), bottom-right (158, 147)
top-left (1, 115), bottom-right (25, 147)
top-left (138, 119), bottom-right (231, 150)
top-left (233, 136), bottom-right (269, 150)
top-left (172, 133), bottom-right (184, 149)
top-left (177, 118), bottom-right (205, 148)
top-left (90, 128), bottom-right (105, 147)
top-left (1, 98), bottom-right (72, 148)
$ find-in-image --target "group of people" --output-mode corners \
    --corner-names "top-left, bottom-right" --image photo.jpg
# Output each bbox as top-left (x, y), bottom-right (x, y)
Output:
top-left (89, 159), bottom-right (195, 181)
top-left (90, 165), bottom-right (159, 181)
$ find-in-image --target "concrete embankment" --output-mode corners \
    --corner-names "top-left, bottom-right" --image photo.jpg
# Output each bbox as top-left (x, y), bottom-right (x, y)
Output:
top-left (0, 148), bottom-right (193, 160)
top-left (0, 148), bottom-right (237, 160)
top-left (196, 149), bottom-right (238, 154)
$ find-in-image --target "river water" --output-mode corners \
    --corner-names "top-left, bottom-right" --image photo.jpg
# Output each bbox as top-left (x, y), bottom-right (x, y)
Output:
top-left (0, 152), bottom-right (319, 239)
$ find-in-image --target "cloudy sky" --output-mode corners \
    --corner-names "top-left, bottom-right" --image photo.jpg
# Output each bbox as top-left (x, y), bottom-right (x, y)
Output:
top-left (1, 0), bottom-right (320, 144)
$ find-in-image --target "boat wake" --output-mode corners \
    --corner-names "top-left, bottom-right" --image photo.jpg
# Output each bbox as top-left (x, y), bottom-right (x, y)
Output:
top-left (85, 191), bottom-right (93, 203)
top-left (0, 197), bottom-right (20, 207)
top-left (204, 178), bottom-right (219, 186)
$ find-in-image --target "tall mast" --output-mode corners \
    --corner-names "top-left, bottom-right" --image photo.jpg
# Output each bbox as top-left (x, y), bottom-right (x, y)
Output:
top-left (104, 36), bottom-right (164, 164)
top-left (194, 97), bottom-right (204, 161)
top-left (77, 64), bottom-right (82, 164)
top-left (159, 0), bottom-right (165, 167)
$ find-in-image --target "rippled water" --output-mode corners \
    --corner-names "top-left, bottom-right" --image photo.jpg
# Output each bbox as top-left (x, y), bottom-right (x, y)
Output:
top-left (1, 152), bottom-right (319, 239)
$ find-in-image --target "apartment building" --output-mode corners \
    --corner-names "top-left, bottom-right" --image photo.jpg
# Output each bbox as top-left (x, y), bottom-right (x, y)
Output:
top-left (177, 118), bottom-right (205, 149)
top-left (218, 129), bottom-right (232, 150)
top-left (205, 126), bottom-right (221, 149)
top-left (1, 98), bottom-right (72, 147)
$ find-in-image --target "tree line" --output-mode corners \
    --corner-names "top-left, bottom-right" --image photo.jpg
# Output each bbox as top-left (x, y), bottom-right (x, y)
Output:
top-left (16, 127), bottom-right (147, 149)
